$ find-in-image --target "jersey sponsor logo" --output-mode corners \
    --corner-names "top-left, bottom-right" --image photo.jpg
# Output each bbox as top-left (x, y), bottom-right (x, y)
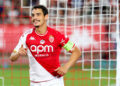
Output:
top-left (35, 54), bottom-right (49, 57)
top-left (49, 35), bottom-right (54, 43)
top-left (30, 45), bottom-right (54, 54)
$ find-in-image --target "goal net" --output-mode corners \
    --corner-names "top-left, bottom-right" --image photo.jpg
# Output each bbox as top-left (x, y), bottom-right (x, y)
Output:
top-left (47, 0), bottom-right (120, 86)
top-left (0, 0), bottom-right (119, 86)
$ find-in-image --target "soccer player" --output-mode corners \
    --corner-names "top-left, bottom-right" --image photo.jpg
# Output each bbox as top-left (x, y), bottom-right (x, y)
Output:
top-left (10, 5), bottom-right (81, 86)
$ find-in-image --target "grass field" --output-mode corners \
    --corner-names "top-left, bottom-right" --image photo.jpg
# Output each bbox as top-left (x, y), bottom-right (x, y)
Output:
top-left (0, 65), bottom-right (116, 86)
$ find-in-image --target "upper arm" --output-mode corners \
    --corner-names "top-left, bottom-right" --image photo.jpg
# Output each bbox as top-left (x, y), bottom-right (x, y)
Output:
top-left (63, 41), bottom-right (75, 52)
top-left (58, 32), bottom-right (75, 52)
top-left (14, 33), bottom-right (27, 52)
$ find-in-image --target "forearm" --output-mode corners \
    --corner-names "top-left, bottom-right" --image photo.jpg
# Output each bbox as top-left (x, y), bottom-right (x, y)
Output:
top-left (10, 52), bottom-right (20, 62)
top-left (64, 47), bottom-right (81, 70)
top-left (54, 47), bottom-right (81, 76)
top-left (10, 45), bottom-right (27, 62)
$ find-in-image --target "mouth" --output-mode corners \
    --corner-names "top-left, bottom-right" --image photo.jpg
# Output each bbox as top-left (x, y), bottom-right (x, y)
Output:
top-left (33, 20), bottom-right (40, 24)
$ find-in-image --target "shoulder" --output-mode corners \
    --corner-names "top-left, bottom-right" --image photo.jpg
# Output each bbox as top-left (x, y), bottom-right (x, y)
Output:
top-left (21, 29), bottom-right (33, 38)
top-left (24, 29), bottom-right (33, 35)
top-left (48, 27), bottom-right (62, 36)
top-left (48, 27), bottom-right (66, 42)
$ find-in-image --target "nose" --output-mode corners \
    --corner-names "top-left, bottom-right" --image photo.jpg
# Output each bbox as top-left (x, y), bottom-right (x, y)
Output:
top-left (33, 17), bottom-right (37, 20)
top-left (32, 15), bottom-right (37, 20)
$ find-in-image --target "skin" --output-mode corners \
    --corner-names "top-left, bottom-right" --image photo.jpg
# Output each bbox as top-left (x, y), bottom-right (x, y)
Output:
top-left (31, 9), bottom-right (48, 35)
top-left (10, 8), bottom-right (81, 76)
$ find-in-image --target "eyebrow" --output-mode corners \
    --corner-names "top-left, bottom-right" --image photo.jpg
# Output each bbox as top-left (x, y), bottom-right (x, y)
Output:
top-left (32, 12), bottom-right (41, 15)
top-left (36, 13), bottom-right (41, 14)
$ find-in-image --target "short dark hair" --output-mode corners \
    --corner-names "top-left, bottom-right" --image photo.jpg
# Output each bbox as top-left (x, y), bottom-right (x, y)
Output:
top-left (32, 5), bottom-right (48, 16)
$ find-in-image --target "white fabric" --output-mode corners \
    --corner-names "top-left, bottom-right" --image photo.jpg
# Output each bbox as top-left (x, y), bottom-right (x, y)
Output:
top-left (30, 77), bottom-right (64, 86)
top-left (28, 49), bottom-right (55, 81)
top-left (14, 29), bottom-right (56, 82)
top-left (14, 29), bottom-right (33, 51)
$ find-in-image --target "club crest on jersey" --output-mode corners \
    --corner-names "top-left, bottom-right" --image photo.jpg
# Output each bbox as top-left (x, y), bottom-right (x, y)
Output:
top-left (49, 35), bottom-right (54, 43)
top-left (40, 39), bottom-right (45, 44)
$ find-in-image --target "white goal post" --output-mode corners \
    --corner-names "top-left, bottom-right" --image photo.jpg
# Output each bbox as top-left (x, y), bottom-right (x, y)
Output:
top-left (0, 77), bottom-right (4, 86)
top-left (116, 0), bottom-right (120, 86)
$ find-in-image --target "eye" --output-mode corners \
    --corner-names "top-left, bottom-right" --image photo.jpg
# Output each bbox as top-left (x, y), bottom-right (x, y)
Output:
top-left (31, 14), bottom-right (34, 17)
top-left (36, 13), bottom-right (41, 16)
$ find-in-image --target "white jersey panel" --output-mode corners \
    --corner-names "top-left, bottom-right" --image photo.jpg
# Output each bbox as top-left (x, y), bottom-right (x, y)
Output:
top-left (30, 77), bottom-right (64, 86)
top-left (27, 49), bottom-right (55, 82)
top-left (14, 29), bottom-right (55, 82)
top-left (14, 29), bottom-right (33, 52)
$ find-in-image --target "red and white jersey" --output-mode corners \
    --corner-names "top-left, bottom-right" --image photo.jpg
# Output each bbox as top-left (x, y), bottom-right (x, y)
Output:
top-left (14, 27), bottom-right (74, 82)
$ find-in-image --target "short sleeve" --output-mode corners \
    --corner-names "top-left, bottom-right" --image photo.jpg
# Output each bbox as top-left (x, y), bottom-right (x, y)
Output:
top-left (58, 33), bottom-right (75, 52)
top-left (13, 33), bottom-right (27, 52)
top-left (58, 33), bottom-right (69, 47)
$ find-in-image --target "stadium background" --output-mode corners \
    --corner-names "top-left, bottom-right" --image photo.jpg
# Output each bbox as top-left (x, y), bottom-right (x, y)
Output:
top-left (0, 0), bottom-right (119, 86)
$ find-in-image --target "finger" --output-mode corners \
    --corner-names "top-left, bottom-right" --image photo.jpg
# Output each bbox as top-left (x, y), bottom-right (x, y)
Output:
top-left (21, 48), bottom-right (27, 51)
top-left (25, 48), bottom-right (27, 50)
top-left (20, 47), bottom-right (27, 52)
top-left (56, 69), bottom-right (62, 74)
top-left (60, 72), bottom-right (64, 76)
top-left (57, 71), bottom-right (61, 75)
top-left (25, 48), bottom-right (27, 51)
top-left (21, 44), bottom-right (23, 48)
top-left (22, 50), bottom-right (27, 55)
top-left (22, 51), bottom-right (27, 55)
top-left (19, 51), bottom-right (24, 55)
top-left (19, 50), bottom-right (27, 55)
top-left (57, 71), bottom-right (64, 76)
top-left (21, 52), bottom-right (27, 56)
top-left (54, 67), bottom-right (60, 71)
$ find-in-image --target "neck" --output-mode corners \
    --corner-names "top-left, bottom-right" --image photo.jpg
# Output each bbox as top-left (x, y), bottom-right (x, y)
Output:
top-left (35, 23), bottom-right (47, 35)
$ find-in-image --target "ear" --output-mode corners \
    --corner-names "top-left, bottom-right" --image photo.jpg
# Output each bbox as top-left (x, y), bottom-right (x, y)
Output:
top-left (45, 14), bottom-right (48, 20)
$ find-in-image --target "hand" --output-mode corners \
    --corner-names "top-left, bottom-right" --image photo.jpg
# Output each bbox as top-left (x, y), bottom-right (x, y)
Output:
top-left (18, 45), bottom-right (27, 56)
top-left (54, 65), bottom-right (69, 76)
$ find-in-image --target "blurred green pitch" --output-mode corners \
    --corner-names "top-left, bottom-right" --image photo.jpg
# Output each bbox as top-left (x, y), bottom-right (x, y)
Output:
top-left (0, 65), bottom-right (116, 86)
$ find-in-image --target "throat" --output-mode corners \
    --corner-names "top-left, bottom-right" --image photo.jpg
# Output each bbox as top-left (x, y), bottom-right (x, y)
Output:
top-left (35, 27), bottom-right (47, 35)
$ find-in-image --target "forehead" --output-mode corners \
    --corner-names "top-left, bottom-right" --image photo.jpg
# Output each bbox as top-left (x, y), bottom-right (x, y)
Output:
top-left (32, 9), bottom-right (43, 14)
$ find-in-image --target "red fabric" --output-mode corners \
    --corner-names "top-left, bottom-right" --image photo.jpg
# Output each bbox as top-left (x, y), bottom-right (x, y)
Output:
top-left (26, 27), bottom-right (69, 77)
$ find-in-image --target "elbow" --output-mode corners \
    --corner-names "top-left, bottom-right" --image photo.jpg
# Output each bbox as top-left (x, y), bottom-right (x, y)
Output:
top-left (9, 56), bottom-right (12, 61)
top-left (9, 52), bottom-right (19, 62)
top-left (10, 56), bottom-right (16, 62)
top-left (77, 48), bottom-right (81, 57)
top-left (76, 47), bottom-right (81, 57)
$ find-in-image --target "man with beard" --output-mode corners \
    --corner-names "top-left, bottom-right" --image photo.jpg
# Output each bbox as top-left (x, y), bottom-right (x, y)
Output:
top-left (10, 5), bottom-right (81, 86)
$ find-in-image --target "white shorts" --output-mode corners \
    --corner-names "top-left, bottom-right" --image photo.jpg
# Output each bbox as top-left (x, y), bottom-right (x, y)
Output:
top-left (30, 77), bottom-right (64, 86)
